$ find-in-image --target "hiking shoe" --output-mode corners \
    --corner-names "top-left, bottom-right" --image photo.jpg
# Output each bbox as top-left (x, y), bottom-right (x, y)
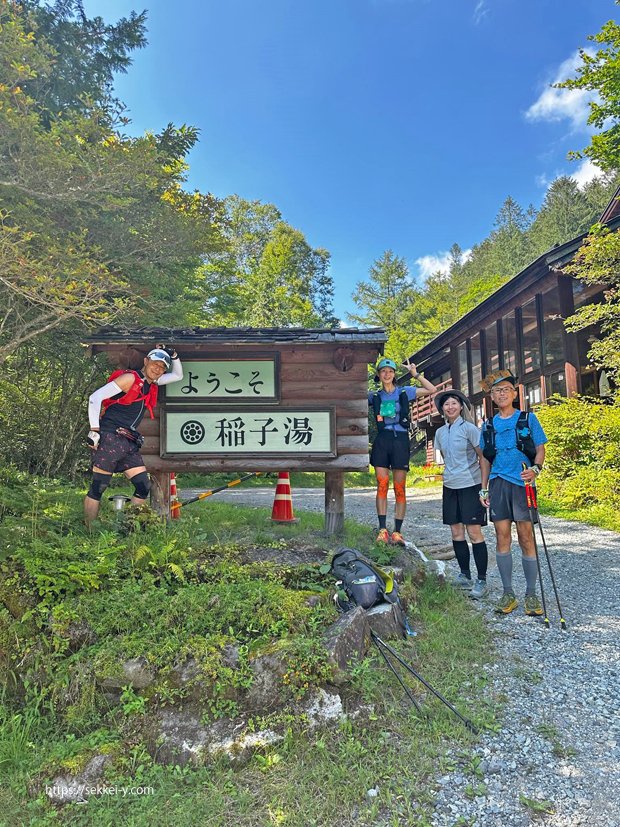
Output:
top-left (469, 579), bottom-right (489, 600)
top-left (454, 573), bottom-right (473, 590)
top-left (390, 531), bottom-right (406, 546)
top-left (494, 592), bottom-right (518, 614)
top-left (524, 595), bottom-right (544, 616)
top-left (376, 528), bottom-right (390, 544)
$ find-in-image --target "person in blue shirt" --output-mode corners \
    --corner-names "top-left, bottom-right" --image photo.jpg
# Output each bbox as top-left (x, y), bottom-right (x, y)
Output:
top-left (478, 371), bottom-right (547, 617)
top-left (368, 357), bottom-right (436, 545)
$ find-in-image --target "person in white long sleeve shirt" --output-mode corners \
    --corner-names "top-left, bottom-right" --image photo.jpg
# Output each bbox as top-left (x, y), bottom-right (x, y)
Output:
top-left (84, 345), bottom-right (183, 527)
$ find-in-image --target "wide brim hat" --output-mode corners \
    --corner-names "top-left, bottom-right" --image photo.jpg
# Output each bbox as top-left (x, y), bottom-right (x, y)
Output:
top-left (434, 389), bottom-right (475, 423)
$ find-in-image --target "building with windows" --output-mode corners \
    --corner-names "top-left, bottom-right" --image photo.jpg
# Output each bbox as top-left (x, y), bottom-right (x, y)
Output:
top-left (407, 197), bottom-right (620, 460)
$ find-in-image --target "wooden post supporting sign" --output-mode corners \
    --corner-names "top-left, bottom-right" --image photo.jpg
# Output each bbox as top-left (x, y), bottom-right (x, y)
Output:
top-left (325, 470), bottom-right (345, 535)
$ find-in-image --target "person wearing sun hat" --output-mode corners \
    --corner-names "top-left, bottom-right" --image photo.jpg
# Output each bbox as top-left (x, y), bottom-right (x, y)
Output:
top-left (433, 389), bottom-right (489, 599)
top-left (83, 344), bottom-right (183, 527)
top-left (368, 356), bottom-right (437, 546)
top-left (478, 370), bottom-right (548, 617)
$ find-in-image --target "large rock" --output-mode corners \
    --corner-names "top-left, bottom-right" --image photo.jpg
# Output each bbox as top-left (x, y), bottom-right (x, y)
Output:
top-left (99, 657), bottom-right (154, 692)
top-left (323, 606), bottom-right (370, 685)
top-left (151, 708), bottom-right (282, 767)
top-left (65, 620), bottom-right (97, 653)
top-left (45, 754), bottom-right (112, 804)
top-left (245, 650), bottom-right (288, 712)
top-left (366, 602), bottom-right (407, 640)
top-left (302, 688), bottom-right (344, 727)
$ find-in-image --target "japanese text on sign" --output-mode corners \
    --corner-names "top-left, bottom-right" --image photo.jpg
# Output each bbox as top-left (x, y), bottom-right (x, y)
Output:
top-left (164, 410), bottom-right (333, 454)
top-left (165, 360), bottom-right (276, 400)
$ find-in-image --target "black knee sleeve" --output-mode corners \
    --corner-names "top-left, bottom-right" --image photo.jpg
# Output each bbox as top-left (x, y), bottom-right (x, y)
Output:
top-left (131, 471), bottom-right (151, 500)
top-left (87, 472), bottom-right (111, 502)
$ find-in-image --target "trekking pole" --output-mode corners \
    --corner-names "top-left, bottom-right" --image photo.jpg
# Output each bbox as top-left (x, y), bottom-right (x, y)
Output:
top-left (172, 472), bottom-right (263, 514)
top-left (371, 632), bottom-right (478, 734)
top-left (371, 637), bottom-right (423, 715)
top-left (524, 475), bottom-right (567, 631)
top-left (522, 464), bottom-right (550, 629)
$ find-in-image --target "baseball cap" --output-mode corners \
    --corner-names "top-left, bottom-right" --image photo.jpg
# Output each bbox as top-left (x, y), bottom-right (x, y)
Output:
top-left (374, 357), bottom-right (398, 381)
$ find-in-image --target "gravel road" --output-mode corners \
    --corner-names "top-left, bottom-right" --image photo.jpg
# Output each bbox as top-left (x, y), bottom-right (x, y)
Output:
top-left (187, 484), bottom-right (620, 827)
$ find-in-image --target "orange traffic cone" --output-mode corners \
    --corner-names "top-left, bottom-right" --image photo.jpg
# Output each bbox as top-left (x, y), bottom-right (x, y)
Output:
top-left (271, 472), bottom-right (299, 524)
top-left (170, 473), bottom-right (181, 519)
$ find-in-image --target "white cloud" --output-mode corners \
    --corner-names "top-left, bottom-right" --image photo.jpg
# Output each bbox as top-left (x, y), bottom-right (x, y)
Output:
top-left (535, 158), bottom-right (603, 192)
top-left (570, 158), bottom-right (603, 189)
top-left (525, 49), bottom-right (596, 130)
top-left (473, 1), bottom-right (489, 25)
top-left (415, 249), bottom-right (472, 281)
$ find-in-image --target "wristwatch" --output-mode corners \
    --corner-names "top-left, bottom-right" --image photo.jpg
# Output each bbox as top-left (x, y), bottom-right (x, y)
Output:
top-left (531, 464), bottom-right (542, 476)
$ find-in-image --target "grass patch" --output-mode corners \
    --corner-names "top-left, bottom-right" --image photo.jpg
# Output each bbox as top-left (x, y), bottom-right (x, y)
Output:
top-left (0, 578), bottom-right (495, 826)
top-left (0, 472), bottom-right (496, 827)
top-left (537, 497), bottom-right (620, 534)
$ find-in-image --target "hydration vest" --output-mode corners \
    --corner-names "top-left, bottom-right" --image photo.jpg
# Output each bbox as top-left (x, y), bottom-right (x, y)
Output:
top-left (481, 411), bottom-right (537, 464)
top-left (102, 370), bottom-right (158, 420)
top-left (372, 390), bottom-right (410, 431)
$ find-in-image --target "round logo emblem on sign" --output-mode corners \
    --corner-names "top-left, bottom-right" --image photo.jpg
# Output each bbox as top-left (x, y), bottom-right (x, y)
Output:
top-left (180, 420), bottom-right (205, 445)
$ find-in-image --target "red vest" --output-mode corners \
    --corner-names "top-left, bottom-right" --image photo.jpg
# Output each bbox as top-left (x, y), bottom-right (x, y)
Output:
top-left (102, 370), bottom-right (158, 420)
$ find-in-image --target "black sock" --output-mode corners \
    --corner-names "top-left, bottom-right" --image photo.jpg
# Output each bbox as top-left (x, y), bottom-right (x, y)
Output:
top-left (378, 515), bottom-right (387, 529)
top-left (394, 518), bottom-right (403, 532)
top-left (452, 540), bottom-right (471, 578)
top-left (472, 541), bottom-right (488, 581)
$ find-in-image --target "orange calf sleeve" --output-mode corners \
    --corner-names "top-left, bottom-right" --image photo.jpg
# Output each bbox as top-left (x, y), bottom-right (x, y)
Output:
top-left (377, 477), bottom-right (390, 498)
top-left (394, 480), bottom-right (407, 503)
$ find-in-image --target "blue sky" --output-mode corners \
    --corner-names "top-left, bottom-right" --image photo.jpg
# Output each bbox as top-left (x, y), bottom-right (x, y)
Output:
top-left (84, 0), bottom-right (614, 320)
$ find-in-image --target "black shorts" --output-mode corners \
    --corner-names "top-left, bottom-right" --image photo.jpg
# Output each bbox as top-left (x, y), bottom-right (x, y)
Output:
top-left (489, 476), bottom-right (538, 523)
top-left (442, 484), bottom-right (488, 526)
top-left (91, 431), bottom-right (145, 474)
top-left (370, 430), bottom-right (410, 471)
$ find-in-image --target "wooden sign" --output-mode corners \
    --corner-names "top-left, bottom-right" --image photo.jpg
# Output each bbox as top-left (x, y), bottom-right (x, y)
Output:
top-left (163, 407), bottom-right (334, 456)
top-left (165, 357), bottom-right (278, 401)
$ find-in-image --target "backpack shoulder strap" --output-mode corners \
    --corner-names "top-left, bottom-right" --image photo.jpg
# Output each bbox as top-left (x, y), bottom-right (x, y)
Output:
top-left (516, 410), bottom-right (529, 429)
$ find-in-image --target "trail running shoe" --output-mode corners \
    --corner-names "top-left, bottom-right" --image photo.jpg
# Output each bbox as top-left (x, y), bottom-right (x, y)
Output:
top-left (494, 592), bottom-right (518, 614)
top-left (376, 528), bottom-right (390, 544)
top-left (469, 579), bottom-right (489, 600)
top-left (454, 573), bottom-right (474, 590)
top-left (391, 531), bottom-right (406, 546)
top-left (524, 595), bottom-right (544, 616)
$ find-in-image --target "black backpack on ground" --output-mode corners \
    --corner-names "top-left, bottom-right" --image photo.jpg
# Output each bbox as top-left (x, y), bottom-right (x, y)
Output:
top-left (327, 547), bottom-right (399, 611)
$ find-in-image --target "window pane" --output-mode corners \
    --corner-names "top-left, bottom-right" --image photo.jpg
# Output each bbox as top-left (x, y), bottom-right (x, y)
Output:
top-left (502, 313), bottom-right (517, 374)
top-left (485, 322), bottom-right (499, 373)
top-left (524, 381), bottom-right (541, 409)
top-left (577, 330), bottom-right (598, 395)
top-left (470, 333), bottom-right (481, 392)
top-left (522, 299), bottom-right (540, 374)
top-left (546, 371), bottom-right (566, 398)
top-left (457, 342), bottom-right (469, 395)
top-left (572, 279), bottom-right (604, 309)
top-left (542, 289), bottom-right (565, 366)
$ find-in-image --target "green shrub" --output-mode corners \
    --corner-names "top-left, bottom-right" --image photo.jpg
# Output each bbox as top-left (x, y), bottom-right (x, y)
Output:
top-left (536, 397), bottom-right (620, 528)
